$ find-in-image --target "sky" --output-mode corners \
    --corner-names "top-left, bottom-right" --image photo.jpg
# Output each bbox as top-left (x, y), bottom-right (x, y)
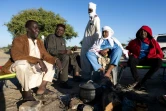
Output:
top-left (0, 0), bottom-right (166, 47)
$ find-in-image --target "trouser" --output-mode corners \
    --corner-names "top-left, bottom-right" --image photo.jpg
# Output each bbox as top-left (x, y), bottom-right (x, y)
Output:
top-left (86, 51), bottom-right (102, 71)
top-left (10, 60), bottom-right (55, 91)
top-left (128, 55), bottom-right (162, 83)
top-left (86, 51), bottom-right (120, 85)
top-left (58, 53), bottom-right (81, 82)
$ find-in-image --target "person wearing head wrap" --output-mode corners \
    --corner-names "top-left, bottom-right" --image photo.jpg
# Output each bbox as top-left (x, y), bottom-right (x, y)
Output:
top-left (80, 2), bottom-right (101, 79)
top-left (126, 25), bottom-right (163, 90)
top-left (86, 26), bottom-right (128, 85)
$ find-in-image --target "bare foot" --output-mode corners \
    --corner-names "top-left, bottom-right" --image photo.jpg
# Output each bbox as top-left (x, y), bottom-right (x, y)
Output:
top-left (36, 87), bottom-right (46, 95)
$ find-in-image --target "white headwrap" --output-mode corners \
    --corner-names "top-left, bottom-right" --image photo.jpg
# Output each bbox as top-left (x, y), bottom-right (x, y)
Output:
top-left (100, 26), bottom-right (115, 47)
top-left (102, 26), bottom-right (114, 39)
top-left (88, 2), bottom-right (97, 19)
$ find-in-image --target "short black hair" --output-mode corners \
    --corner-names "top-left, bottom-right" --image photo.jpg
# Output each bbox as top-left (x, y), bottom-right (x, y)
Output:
top-left (56, 23), bottom-right (66, 30)
top-left (25, 20), bottom-right (38, 28)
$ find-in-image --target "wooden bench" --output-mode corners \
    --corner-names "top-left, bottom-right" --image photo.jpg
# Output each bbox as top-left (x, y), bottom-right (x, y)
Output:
top-left (117, 59), bottom-right (166, 83)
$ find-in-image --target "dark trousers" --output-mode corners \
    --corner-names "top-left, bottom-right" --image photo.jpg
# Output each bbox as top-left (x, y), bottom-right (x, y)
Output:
top-left (128, 55), bottom-right (162, 84)
top-left (58, 53), bottom-right (81, 82)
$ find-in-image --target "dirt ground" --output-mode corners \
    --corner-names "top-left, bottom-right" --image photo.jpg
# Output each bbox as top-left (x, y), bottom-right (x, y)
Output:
top-left (0, 49), bottom-right (10, 66)
top-left (0, 49), bottom-right (166, 111)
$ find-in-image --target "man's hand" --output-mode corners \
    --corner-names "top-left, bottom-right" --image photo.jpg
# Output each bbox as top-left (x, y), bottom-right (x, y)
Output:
top-left (38, 60), bottom-right (48, 74)
top-left (56, 59), bottom-right (62, 71)
top-left (99, 49), bottom-right (109, 56)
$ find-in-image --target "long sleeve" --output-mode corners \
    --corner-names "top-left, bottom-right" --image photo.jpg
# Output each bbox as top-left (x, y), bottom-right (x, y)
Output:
top-left (45, 34), bottom-right (58, 56)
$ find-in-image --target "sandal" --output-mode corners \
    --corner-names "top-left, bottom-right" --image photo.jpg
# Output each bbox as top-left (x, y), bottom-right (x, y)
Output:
top-left (36, 89), bottom-right (54, 96)
top-left (35, 89), bottom-right (55, 100)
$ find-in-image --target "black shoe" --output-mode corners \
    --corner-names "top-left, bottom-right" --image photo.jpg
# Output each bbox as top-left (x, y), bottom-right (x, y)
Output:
top-left (60, 82), bottom-right (72, 89)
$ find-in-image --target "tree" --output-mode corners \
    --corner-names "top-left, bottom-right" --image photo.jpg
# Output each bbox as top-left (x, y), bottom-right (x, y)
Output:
top-left (5, 8), bottom-right (78, 39)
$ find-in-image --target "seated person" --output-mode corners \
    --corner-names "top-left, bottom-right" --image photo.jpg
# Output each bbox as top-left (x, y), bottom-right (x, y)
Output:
top-left (1, 20), bottom-right (62, 101)
top-left (44, 24), bottom-right (82, 89)
top-left (86, 26), bottom-right (128, 85)
top-left (126, 25), bottom-right (163, 90)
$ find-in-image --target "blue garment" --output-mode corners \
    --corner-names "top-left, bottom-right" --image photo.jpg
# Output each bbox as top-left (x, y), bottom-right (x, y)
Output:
top-left (139, 41), bottom-right (149, 59)
top-left (100, 39), bottom-right (112, 50)
top-left (87, 51), bottom-right (102, 71)
top-left (109, 43), bottom-right (122, 65)
top-left (86, 40), bottom-right (122, 71)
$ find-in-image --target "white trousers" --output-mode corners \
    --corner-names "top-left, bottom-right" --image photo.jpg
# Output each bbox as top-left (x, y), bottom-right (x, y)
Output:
top-left (10, 60), bottom-right (55, 91)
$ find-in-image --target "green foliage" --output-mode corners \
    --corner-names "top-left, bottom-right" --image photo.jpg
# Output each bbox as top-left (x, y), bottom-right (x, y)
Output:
top-left (5, 8), bottom-right (78, 39)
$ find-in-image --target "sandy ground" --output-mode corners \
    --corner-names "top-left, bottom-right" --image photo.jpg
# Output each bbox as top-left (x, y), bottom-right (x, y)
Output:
top-left (0, 49), bottom-right (10, 66)
top-left (0, 49), bottom-right (166, 111)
